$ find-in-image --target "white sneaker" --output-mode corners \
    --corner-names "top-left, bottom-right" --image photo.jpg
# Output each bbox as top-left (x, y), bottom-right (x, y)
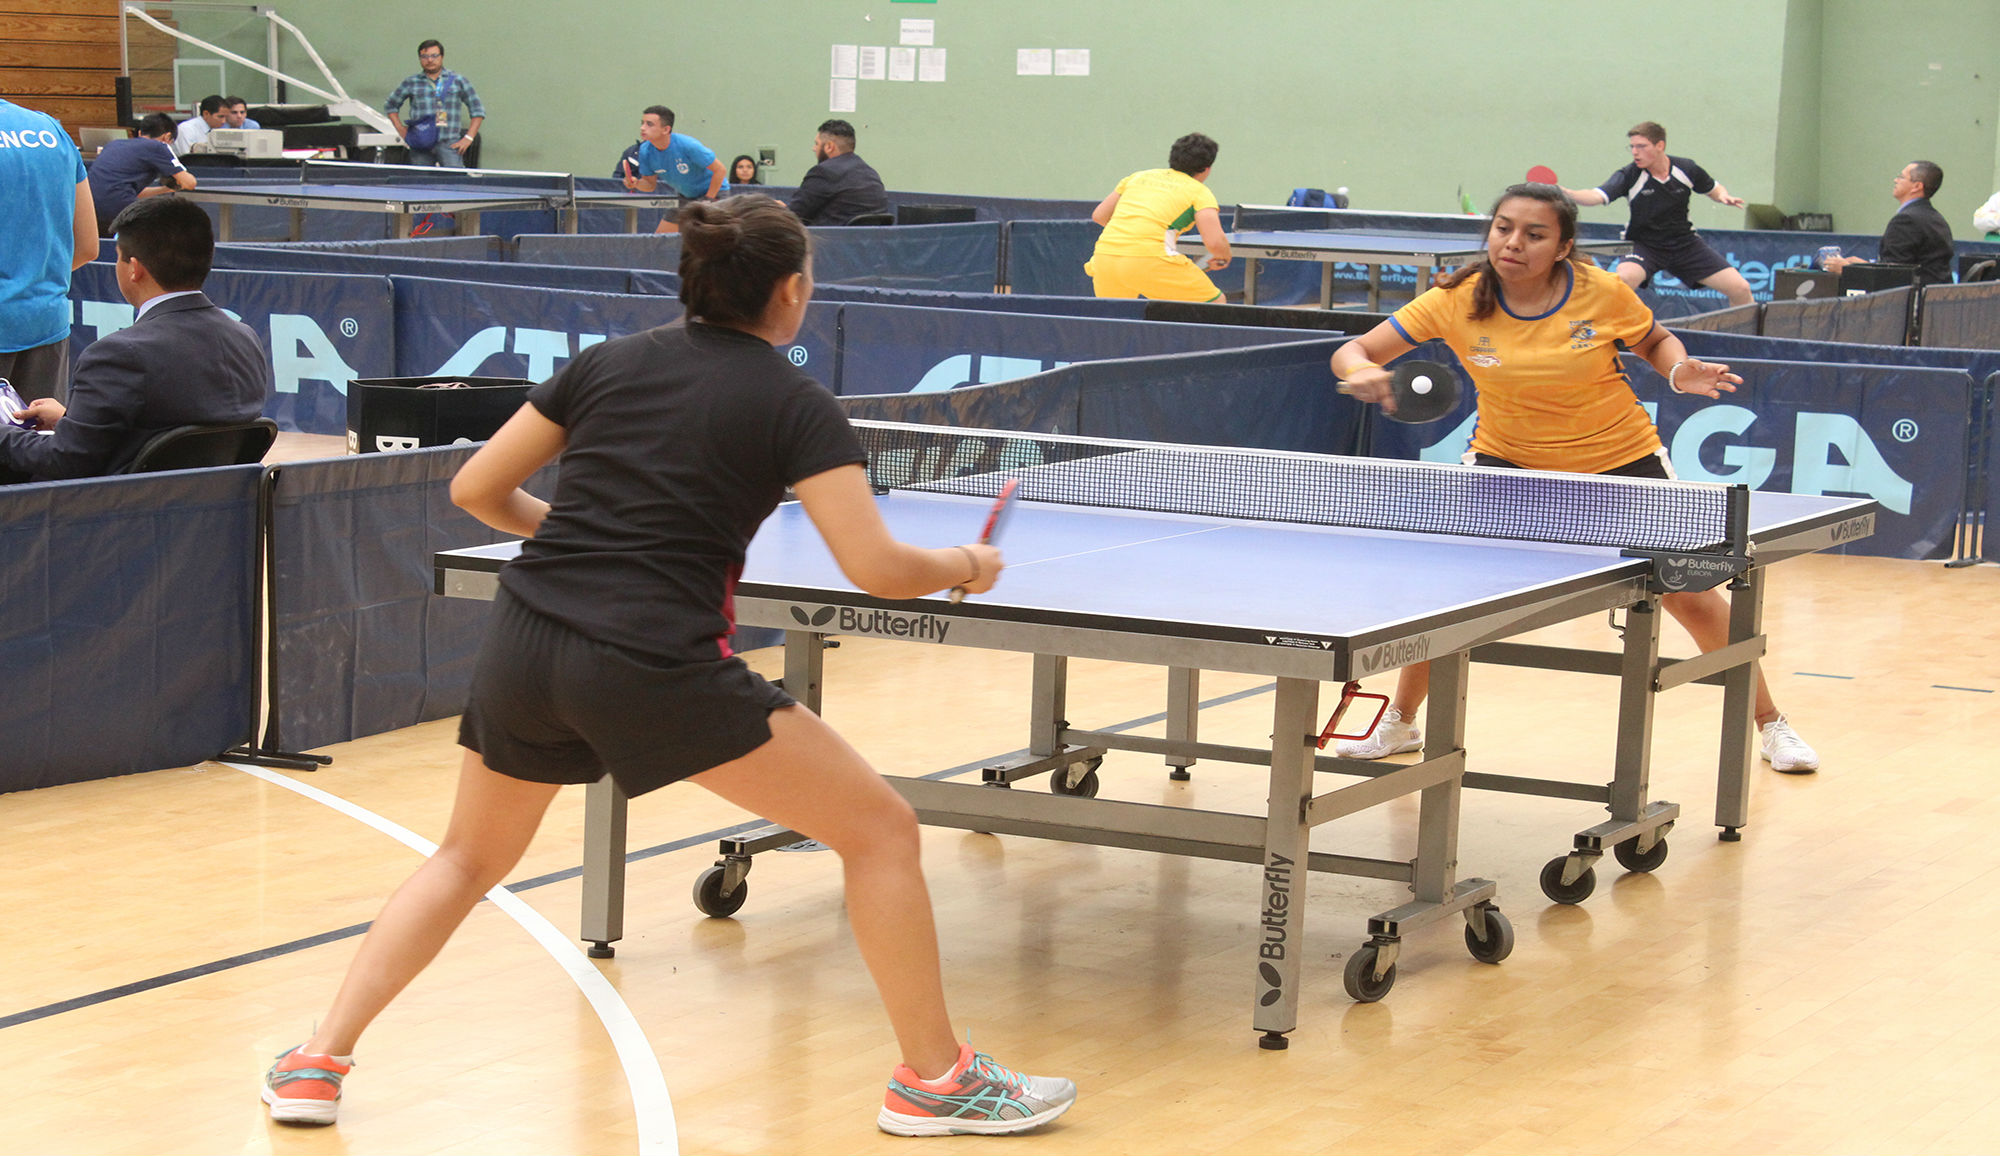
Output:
top-left (1760, 713), bottom-right (1819, 774)
top-left (1335, 707), bottom-right (1422, 760)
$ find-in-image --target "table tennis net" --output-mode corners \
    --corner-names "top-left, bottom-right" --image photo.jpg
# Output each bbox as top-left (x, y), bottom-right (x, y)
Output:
top-left (854, 422), bottom-right (1739, 554)
top-left (299, 160), bottom-right (575, 199)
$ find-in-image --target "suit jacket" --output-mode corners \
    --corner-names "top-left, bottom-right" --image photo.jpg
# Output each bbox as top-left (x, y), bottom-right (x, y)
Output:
top-left (0, 292), bottom-right (270, 482)
top-left (789, 150), bottom-right (889, 227)
top-left (1879, 197), bottom-right (1955, 286)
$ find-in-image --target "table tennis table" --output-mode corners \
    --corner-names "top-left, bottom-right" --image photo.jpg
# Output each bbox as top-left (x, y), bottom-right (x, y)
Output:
top-left (1176, 229), bottom-right (1633, 310)
top-left (181, 161), bottom-right (681, 240)
top-left (434, 423), bottom-right (1874, 1046)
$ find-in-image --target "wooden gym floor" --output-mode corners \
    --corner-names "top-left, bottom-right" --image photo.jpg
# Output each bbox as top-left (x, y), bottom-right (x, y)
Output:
top-left (1, 551), bottom-right (1996, 1155)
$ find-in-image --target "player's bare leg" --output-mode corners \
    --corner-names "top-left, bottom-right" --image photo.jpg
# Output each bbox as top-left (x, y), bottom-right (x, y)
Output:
top-left (1699, 266), bottom-right (1755, 307)
top-left (1614, 259), bottom-right (1648, 294)
top-left (304, 752), bottom-right (563, 1058)
top-left (1662, 590), bottom-right (1817, 771)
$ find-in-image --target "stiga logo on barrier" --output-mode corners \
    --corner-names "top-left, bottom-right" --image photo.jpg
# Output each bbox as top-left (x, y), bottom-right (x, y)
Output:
top-left (789, 605), bottom-right (951, 643)
top-left (75, 300), bottom-right (361, 397)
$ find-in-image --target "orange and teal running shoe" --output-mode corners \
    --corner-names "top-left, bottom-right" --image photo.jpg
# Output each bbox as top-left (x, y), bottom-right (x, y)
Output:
top-left (878, 1043), bottom-right (1076, 1136)
top-left (262, 1045), bottom-right (353, 1126)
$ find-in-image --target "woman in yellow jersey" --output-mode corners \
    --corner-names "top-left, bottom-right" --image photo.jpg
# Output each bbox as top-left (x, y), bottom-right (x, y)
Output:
top-left (1085, 132), bottom-right (1232, 300)
top-left (1327, 183), bottom-right (1819, 773)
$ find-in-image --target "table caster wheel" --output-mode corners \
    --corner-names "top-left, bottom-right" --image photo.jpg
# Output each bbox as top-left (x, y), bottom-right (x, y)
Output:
top-left (1463, 906), bottom-right (1514, 963)
top-left (1051, 756), bottom-right (1103, 797)
top-left (1342, 943), bottom-right (1396, 1002)
top-left (1613, 835), bottom-right (1669, 873)
top-left (693, 864), bottom-right (748, 917)
top-left (1539, 855), bottom-right (1597, 904)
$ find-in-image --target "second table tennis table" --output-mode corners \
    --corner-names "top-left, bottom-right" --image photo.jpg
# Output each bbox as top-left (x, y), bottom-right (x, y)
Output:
top-left (1176, 228), bottom-right (1633, 310)
top-left (435, 423), bottom-right (1873, 1046)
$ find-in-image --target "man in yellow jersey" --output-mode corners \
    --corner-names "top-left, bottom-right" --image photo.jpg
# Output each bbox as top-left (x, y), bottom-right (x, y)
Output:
top-left (1085, 133), bottom-right (1232, 300)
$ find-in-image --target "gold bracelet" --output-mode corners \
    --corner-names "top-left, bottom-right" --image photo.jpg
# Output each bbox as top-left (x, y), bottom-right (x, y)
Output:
top-left (954, 545), bottom-right (979, 585)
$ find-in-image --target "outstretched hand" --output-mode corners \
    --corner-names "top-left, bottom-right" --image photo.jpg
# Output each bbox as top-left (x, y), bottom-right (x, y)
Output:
top-left (1672, 358), bottom-right (1741, 399)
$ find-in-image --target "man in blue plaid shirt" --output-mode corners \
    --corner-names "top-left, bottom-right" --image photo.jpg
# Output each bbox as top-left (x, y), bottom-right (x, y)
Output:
top-left (383, 39), bottom-right (485, 168)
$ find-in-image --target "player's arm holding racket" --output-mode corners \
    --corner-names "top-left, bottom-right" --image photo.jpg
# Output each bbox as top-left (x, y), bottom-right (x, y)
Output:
top-left (794, 464), bottom-right (1002, 600)
top-left (1630, 325), bottom-right (1740, 400)
top-left (1192, 207), bottom-right (1231, 271)
top-left (1328, 321), bottom-right (1418, 412)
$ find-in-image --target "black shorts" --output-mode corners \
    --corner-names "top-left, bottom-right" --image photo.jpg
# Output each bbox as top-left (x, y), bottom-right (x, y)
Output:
top-left (459, 588), bottom-right (796, 796)
top-left (1472, 449), bottom-right (1675, 479)
top-left (1621, 235), bottom-right (1732, 289)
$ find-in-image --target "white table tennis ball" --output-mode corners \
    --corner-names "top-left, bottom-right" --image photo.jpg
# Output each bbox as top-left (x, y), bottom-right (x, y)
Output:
top-left (1411, 375), bottom-right (1434, 394)
top-left (1336, 186), bottom-right (1349, 196)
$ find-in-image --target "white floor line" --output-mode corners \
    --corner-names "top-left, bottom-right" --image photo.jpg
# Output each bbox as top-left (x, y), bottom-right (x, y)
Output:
top-left (223, 761), bottom-right (678, 1156)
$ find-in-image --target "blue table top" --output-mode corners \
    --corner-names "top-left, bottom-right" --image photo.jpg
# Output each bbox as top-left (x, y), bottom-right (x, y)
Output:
top-left (186, 181), bottom-right (560, 206)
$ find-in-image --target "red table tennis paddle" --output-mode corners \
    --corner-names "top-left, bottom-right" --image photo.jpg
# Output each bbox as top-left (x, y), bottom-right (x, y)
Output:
top-left (948, 478), bottom-right (1020, 603)
top-left (1525, 165), bottom-right (1559, 185)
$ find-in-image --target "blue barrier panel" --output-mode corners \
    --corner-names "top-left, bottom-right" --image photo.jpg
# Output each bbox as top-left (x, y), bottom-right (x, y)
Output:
top-left (257, 235), bottom-right (508, 260)
top-left (1002, 220), bottom-right (1097, 297)
top-left (1983, 373), bottom-right (2000, 563)
top-left (269, 447), bottom-right (532, 750)
top-left (1378, 355), bottom-right (1970, 559)
top-left (1919, 282), bottom-right (2000, 350)
top-left (885, 190), bottom-right (1096, 221)
top-left (215, 245), bottom-right (634, 293)
top-left (834, 302), bottom-right (1309, 396)
top-left (627, 269), bottom-right (682, 296)
top-left (514, 232), bottom-right (677, 270)
top-left (806, 222), bottom-right (999, 292)
top-left (1672, 303), bottom-right (1763, 334)
top-left (388, 277), bottom-right (840, 393)
top-left (0, 466), bottom-right (260, 791)
top-left (838, 338), bottom-right (1358, 455)
top-left (1676, 329), bottom-right (2000, 383)
top-left (68, 264), bottom-right (394, 438)
top-left (812, 284), bottom-right (1148, 319)
top-left (1762, 287), bottom-right (1912, 346)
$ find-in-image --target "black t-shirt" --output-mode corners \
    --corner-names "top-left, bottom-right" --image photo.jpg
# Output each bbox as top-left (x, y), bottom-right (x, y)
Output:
top-left (500, 319), bottom-right (865, 663)
top-left (1596, 155), bottom-right (1716, 244)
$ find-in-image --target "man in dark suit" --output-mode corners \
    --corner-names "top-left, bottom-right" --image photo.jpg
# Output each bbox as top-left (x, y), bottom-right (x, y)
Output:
top-left (788, 118), bottom-right (889, 226)
top-left (0, 196), bottom-right (268, 483)
top-left (1824, 160), bottom-right (1955, 286)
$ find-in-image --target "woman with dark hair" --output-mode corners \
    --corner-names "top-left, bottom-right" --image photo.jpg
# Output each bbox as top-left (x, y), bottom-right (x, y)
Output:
top-left (730, 154), bottom-right (761, 185)
top-left (1326, 183), bottom-right (1819, 773)
top-left (262, 193), bottom-right (1076, 1137)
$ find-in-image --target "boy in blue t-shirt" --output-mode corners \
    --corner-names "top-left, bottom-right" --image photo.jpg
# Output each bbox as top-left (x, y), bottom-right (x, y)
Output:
top-left (622, 105), bottom-right (727, 233)
top-left (86, 113), bottom-right (196, 236)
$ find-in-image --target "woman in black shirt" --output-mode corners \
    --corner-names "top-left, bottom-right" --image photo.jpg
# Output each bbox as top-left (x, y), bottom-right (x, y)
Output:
top-left (263, 195), bottom-right (1075, 1138)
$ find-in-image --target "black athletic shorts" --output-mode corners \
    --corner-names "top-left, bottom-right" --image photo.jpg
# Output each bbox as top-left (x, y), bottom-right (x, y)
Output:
top-left (1620, 234), bottom-right (1732, 290)
top-left (1472, 449), bottom-right (1674, 479)
top-left (459, 588), bottom-right (796, 796)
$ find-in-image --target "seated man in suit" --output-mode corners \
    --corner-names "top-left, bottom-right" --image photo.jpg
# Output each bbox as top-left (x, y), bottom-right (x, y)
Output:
top-left (1823, 160), bottom-right (1955, 286)
top-left (789, 118), bottom-right (888, 226)
top-left (0, 196), bottom-right (269, 483)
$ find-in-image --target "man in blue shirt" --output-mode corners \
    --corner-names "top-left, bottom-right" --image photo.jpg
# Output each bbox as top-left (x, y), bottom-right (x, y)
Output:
top-left (0, 98), bottom-right (99, 403)
top-left (223, 96), bottom-right (260, 131)
top-left (86, 113), bottom-right (196, 236)
top-left (622, 105), bottom-right (726, 233)
top-left (384, 39), bottom-right (485, 168)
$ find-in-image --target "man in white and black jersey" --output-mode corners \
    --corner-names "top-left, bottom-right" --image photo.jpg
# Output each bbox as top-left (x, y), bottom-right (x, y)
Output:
top-left (1564, 121), bottom-right (1754, 306)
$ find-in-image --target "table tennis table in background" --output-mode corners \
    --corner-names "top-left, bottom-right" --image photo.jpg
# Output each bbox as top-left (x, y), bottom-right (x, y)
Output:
top-left (435, 423), bottom-right (1874, 1045)
top-left (180, 159), bottom-right (681, 240)
top-left (1177, 227), bottom-right (1633, 310)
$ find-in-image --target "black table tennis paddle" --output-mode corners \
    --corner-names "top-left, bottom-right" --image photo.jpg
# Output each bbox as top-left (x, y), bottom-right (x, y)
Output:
top-left (1384, 359), bottom-right (1461, 423)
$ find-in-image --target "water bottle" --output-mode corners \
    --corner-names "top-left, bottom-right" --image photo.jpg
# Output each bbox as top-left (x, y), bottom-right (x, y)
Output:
top-left (1815, 245), bottom-right (1842, 269)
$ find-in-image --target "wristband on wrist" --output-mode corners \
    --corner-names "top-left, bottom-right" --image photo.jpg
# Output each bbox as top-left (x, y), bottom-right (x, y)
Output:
top-left (953, 544), bottom-right (979, 585)
top-left (1344, 360), bottom-right (1381, 377)
top-left (1667, 358), bottom-right (1693, 393)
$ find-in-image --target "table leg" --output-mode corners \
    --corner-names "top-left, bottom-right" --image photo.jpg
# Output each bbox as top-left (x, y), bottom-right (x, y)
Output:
top-left (1609, 597), bottom-right (1663, 823)
top-left (1714, 570), bottom-right (1763, 839)
top-left (579, 775), bottom-right (629, 957)
top-left (1164, 666), bottom-right (1199, 780)
top-left (459, 210), bottom-right (482, 237)
top-left (1367, 263), bottom-right (1382, 311)
top-left (1319, 261), bottom-right (1334, 310)
top-left (1030, 653), bottom-right (1067, 758)
top-left (391, 211), bottom-right (411, 239)
top-left (1252, 675), bottom-right (1318, 1049)
top-left (1415, 652), bottom-right (1469, 904)
top-left (287, 206), bottom-right (303, 242)
top-left (625, 207), bottom-right (640, 234)
top-left (216, 204), bottom-right (236, 242)
top-left (784, 629), bottom-right (826, 714)
top-left (1242, 257), bottom-right (1260, 306)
